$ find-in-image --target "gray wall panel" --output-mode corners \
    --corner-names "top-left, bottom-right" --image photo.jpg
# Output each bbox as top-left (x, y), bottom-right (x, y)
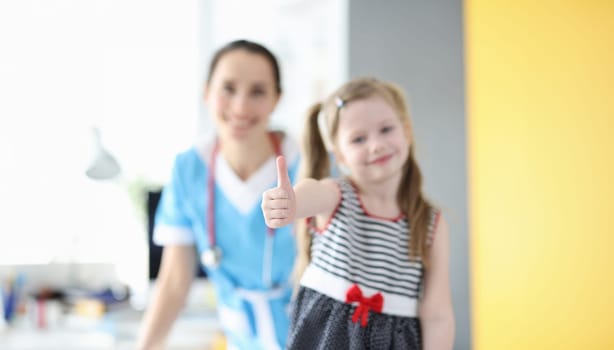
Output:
top-left (348, 1), bottom-right (470, 349)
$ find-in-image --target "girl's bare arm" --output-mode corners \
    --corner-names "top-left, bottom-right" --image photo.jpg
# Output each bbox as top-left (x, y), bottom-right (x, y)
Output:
top-left (419, 215), bottom-right (455, 350)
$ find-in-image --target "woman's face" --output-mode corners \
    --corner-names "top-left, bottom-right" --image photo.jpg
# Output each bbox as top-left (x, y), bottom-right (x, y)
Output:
top-left (205, 49), bottom-right (280, 143)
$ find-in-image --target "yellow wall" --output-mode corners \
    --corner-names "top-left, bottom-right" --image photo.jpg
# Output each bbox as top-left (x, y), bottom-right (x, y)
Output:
top-left (465, 1), bottom-right (614, 349)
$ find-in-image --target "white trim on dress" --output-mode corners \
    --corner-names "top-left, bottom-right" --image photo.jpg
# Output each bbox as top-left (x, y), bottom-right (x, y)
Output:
top-left (300, 264), bottom-right (419, 318)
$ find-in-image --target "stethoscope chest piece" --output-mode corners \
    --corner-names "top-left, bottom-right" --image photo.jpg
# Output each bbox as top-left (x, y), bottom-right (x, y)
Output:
top-left (201, 246), bottom-right (222, 268)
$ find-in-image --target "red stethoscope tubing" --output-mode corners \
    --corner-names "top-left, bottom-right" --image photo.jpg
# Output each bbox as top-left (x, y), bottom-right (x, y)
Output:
top-left (206, 133), bottom-right (281, 250)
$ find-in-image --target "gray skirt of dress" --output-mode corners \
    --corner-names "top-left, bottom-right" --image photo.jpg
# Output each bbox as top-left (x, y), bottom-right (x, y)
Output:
top-left (287, 287), bottom-right (422, 350)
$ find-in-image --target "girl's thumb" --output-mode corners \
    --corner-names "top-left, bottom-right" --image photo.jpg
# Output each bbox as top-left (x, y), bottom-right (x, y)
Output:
top-left (276, 156), bottom-right (292, 189)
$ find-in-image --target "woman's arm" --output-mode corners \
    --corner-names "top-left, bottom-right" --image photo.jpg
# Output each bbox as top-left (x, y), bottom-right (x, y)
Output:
top-left (419, 215), bottom-right (455, 350)
top-left (137, 245), bottom-right (196, 350)
top-left (262, 156), bottom-right (339, 228)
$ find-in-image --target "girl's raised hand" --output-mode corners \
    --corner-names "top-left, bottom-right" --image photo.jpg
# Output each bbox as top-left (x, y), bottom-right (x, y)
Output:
top-left (262, 156), bottom-right (296, 228)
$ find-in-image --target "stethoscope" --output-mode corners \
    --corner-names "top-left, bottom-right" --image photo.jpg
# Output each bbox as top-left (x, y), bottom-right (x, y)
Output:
top-left (200, 133), bottom-right (282, 287)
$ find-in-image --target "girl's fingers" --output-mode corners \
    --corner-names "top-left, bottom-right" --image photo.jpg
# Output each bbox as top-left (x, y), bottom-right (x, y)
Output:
top-left (264, 188), bottom-right (290, 200)
top-left (266, 218), bottom-right (290, 229)
top-left (262, 184), bottom-right (295, 228)
top-left (265, 198), bottom-right (291, 210)
top-left (266, 208), bottom-right (291, 220)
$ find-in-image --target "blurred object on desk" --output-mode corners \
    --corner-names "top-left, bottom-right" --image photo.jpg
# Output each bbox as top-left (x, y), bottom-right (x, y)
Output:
top-left (2, 273), bottom-right (25, 324)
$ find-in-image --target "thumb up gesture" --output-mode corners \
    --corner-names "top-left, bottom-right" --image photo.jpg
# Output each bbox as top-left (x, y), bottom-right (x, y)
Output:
top-left (262, 156), bottom-right (296, 228)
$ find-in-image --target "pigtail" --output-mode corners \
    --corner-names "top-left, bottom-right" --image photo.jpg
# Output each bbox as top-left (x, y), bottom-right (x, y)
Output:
top-left (384, 82), bottom-right (435, 268)
top-left (293, 102), bottom-right (330, 283)
top-left (398, 149), bottom-right (433, 267)
top-left (299, 103), bottom-right (331, 180)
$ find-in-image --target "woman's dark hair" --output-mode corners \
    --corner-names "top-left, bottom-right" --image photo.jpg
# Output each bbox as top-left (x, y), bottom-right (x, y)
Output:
top-left (206, 39), bottom-right (282, 94)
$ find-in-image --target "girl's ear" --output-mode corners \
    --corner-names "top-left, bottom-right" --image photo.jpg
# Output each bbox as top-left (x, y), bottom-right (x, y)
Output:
top-left (332, 148), bottom-right (344, 165)
top-left (332, 149), bottom-right (352, 176)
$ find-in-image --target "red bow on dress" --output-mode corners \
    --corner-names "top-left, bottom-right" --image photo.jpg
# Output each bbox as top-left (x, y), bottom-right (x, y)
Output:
top-left (345, 284), bottom-right (384, 327)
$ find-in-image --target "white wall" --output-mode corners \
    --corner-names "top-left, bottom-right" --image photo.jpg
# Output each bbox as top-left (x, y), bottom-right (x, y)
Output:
top-left (0, 0), bottom-right (200, 297)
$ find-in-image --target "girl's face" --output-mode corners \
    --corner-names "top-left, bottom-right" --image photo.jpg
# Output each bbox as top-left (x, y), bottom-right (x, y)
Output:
top-left (205, 50), bottom-right (280, 143)
top-left (334, 96), bottom-right (410, 184)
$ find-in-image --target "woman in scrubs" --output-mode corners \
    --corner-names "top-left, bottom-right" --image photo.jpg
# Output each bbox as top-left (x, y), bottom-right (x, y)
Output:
top-left (137, 40), bottom-right (299, 350)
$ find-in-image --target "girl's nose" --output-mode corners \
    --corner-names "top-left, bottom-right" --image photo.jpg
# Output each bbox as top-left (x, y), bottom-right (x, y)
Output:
top-left (370, 139), bottom-right (385, 154)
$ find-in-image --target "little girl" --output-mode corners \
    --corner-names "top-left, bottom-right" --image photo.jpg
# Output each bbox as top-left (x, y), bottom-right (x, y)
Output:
top-left (262, 77), bottom-right (454, 349)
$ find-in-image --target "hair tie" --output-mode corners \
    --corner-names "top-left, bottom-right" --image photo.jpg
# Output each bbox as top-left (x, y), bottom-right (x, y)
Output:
top-left (335, 97), bottom-right (345, 108)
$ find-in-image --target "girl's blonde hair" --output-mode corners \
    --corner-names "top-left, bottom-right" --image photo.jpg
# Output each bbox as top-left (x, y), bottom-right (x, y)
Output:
top-left (294, 77), bottom-right (436, 281)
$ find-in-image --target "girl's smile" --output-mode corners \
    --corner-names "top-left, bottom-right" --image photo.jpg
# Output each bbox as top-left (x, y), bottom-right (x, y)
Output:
top-left (369, 153), bottom-right (394, 165)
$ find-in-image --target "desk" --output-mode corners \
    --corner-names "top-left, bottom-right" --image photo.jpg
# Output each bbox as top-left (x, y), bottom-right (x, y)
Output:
top-left (0, 307), bottom-right (220, 349)
top-left (0, 278), bottom-right (221, 350)
top-left (0, 264), bottom-right (222, 349)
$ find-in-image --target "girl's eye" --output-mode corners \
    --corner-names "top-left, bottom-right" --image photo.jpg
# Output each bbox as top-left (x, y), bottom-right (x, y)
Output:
top-left (381, 126), bottom-right (394, 134)
top-left (351, 136), bottom-right (366, 144)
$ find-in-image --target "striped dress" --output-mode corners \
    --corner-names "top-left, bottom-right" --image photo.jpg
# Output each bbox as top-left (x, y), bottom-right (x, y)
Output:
top-left (287, 178), bottom-right (439, 350)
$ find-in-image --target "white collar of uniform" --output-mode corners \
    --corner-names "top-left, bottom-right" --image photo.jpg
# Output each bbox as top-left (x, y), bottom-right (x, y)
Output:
top-left (196, 133), bottom-right (299, 215)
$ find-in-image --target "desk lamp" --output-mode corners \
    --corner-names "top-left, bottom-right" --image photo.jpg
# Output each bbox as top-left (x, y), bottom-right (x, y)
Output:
top-left (85, 127), bottom-right (120, 180)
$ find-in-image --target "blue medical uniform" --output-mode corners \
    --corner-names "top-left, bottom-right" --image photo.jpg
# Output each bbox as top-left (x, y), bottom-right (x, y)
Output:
top-left (153, 137), bottom-right (299, 350)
